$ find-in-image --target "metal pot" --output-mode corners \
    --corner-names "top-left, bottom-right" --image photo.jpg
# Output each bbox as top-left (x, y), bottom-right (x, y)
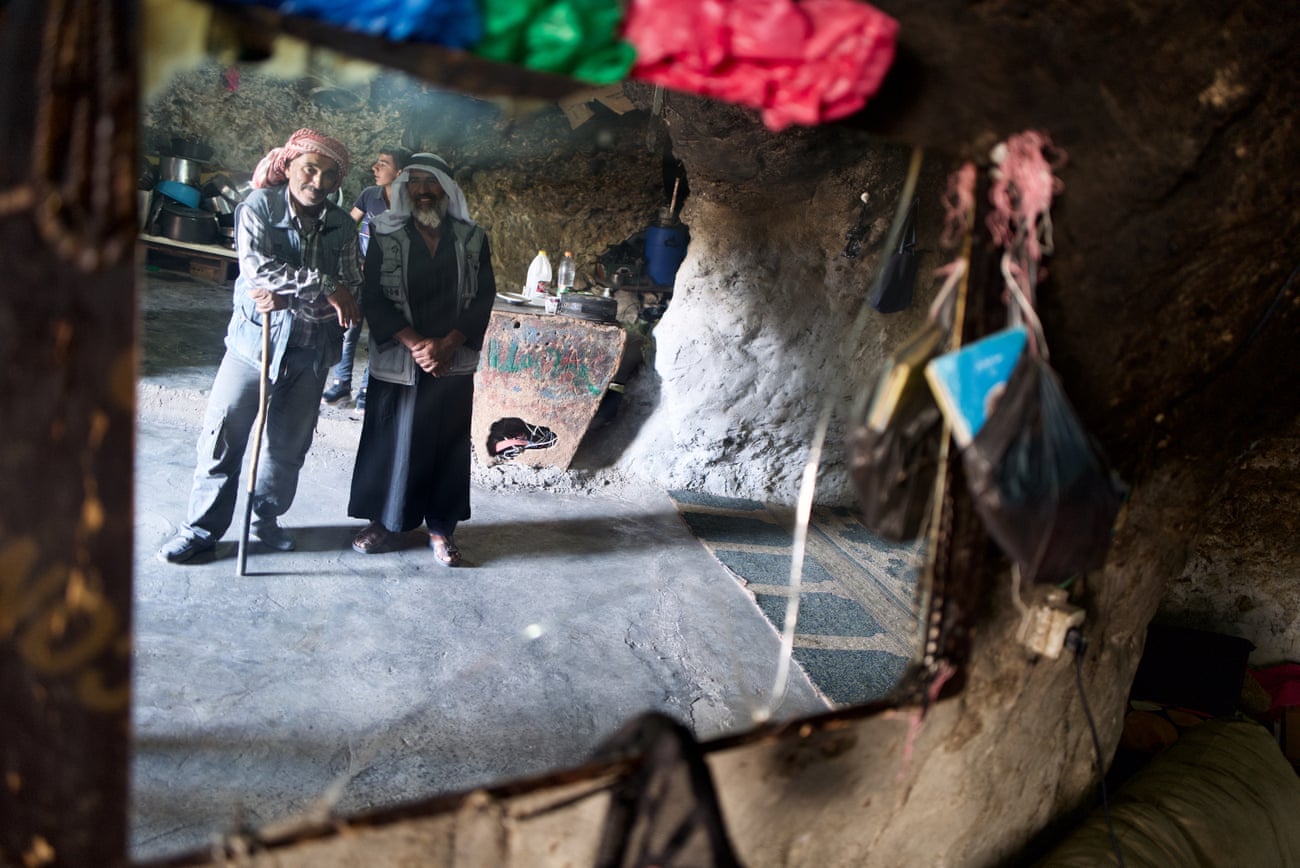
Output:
top-left (209, 173), bottom-right (240, 203)
top-left (201, 189), bottom-right (234, 216)
top-left (159, 155), bottom-right (203, 186)
top-left (169, 137), bottom-right (213, 162)
top-left (158, 200), bottom-right (218, 245)
top-left (226, 172), bottom-right (253, 201)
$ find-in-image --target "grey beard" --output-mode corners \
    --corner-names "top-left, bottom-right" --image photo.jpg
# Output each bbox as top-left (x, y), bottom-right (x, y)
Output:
top-left (413, 200), bottom-right (447, 228)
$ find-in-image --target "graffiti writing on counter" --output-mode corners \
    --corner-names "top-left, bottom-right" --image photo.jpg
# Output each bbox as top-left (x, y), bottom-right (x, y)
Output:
top-left (484, 333), bottom-right (606, 397)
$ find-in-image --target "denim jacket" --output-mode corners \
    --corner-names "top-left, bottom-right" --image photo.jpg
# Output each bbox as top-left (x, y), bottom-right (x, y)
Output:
top-left (225, 185), bottom-right (362, 381)
top-left (367, 217), bottom-right (487, 386)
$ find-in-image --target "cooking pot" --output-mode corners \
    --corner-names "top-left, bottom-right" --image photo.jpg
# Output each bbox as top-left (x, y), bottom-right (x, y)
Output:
top-left (159, 155), bottom-right (203, 186)
top-left (158, 200), bottom-right (218, 245)
top-left (229, 172), bottom-right (254, 200)
top-left (208, 173), bottom-right (242, 203)
top-left (201, 192), bottom-right (234, 215)
top-left (169, 137), bottom-right (213, 162)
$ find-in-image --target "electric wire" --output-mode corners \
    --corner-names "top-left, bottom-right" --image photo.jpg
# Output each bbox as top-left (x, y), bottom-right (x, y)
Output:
top-left (1072, 643), bottom-right (1126, 867)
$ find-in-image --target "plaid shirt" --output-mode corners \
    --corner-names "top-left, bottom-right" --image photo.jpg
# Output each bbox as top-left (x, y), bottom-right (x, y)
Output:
top-left (236, 194), bottom-right (363, 348)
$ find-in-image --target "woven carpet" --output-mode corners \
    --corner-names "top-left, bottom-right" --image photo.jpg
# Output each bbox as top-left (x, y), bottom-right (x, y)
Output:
top-left (669, 490), bottom-right (925, 706)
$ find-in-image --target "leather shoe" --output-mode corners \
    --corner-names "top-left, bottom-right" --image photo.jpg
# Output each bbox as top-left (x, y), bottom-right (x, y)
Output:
top-left (254, 518), bottom-right (295, 552)
top-left (158, 532), bottom-right (215, 564)
top-left (321, 379), bottom-right (351, 407)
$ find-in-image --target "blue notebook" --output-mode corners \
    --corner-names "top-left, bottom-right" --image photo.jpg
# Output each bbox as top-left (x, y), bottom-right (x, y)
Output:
top-left (924, 325), bottom-right (1028, 447)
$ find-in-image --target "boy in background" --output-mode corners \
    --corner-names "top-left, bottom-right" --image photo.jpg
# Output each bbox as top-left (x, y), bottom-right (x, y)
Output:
top-left (322, 145), bottom-right (413, 412)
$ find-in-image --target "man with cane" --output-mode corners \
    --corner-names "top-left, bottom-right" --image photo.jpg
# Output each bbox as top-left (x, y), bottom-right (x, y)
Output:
top-left (158, 129), bottom-right (361, 565)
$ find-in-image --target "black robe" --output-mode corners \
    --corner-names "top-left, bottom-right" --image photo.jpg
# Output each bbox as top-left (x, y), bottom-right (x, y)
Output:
top-left (348, 220), bottom-right (495, 533)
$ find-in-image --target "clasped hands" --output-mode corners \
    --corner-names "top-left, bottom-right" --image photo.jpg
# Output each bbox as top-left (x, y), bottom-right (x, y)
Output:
top-left (409, 334), bottom-right (462, 376)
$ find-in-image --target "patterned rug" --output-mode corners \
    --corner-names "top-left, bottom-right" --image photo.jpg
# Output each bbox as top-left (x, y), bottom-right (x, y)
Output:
top-left (669, 490), bottom-right (925, 706)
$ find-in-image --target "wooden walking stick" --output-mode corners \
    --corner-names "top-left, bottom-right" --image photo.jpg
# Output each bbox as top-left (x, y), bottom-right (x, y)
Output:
top-left (237, 315), bottom-right (272, 576)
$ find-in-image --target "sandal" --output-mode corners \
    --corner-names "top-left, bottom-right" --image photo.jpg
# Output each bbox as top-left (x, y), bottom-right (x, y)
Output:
top-left (352, 521), bottom-right (389, 554)
top-left (429, 534), bottom-right (462, 567)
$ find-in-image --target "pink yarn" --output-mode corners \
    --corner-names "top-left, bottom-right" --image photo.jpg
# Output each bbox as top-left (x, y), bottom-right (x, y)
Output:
top-left (939, 161), bottom-right (977, 249)
top-left (986, 131), bottom-right (1065, 263)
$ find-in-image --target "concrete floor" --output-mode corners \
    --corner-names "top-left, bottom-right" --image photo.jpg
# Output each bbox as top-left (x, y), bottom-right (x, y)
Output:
top-left (131, 265), bottom-right (829, 862)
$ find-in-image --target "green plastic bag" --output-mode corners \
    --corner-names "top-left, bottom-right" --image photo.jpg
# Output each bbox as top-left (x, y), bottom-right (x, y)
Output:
top-left (476, 0), bottom-right (635, 84)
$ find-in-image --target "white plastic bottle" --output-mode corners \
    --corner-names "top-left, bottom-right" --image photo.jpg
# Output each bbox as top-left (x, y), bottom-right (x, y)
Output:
top-left (556, 250), bottom-right (576, 295)
top-left (525, 250), bottom-right (552, 299)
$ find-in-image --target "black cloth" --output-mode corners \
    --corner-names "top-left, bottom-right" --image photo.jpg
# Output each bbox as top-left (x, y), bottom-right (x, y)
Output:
top-left (349, 374), bottom-right (474, 532)
top-left (348, 220), bottom-right (495, 533)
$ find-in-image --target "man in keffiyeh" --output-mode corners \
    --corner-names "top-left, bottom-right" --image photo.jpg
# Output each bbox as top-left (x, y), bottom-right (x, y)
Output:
top-left (345, 154), bottom-right (497, 567)
top-left (158, 128), bottom-right (363, 563)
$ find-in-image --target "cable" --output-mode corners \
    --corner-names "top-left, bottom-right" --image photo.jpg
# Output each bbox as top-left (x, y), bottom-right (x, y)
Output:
top-left (1068, 629), bottom-right (1125, 867)
top-left (759, 146), bottom-right (925, 721)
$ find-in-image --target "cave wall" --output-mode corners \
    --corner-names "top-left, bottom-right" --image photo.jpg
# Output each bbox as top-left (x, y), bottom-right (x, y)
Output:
top-left (619, 119), bottom-right (955, 503)
top-left (1156, 412), bottom-right (1300, 666)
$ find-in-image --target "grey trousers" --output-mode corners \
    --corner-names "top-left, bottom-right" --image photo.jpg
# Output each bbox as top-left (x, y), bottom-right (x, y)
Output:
top-left (181, 346), bottom-right (329, 542)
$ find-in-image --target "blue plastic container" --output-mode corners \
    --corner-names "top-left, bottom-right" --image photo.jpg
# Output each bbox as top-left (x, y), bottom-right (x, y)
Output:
top-left (155, 179), bottom-right (201, 210)
top-left (645, 222), bottom-right (689, 286)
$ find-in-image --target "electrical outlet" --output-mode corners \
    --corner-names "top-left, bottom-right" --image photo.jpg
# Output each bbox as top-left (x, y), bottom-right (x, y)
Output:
top-left (1020, 587), bottom-right (1085, 659)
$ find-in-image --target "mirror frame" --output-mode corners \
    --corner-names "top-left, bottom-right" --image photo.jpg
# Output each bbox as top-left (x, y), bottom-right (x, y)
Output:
top-left (0, 3), bottom-right (997, 863)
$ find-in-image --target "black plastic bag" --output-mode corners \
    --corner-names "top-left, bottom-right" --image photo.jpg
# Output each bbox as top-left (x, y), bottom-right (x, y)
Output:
top-left (850, 390), bottom-right (942, 541)
top-left (868, 196), bottom-right (919, 314)
top-left (962, 353), bottom-right (1125, 584)
top-left (849, 320), bottom-right (946, 541)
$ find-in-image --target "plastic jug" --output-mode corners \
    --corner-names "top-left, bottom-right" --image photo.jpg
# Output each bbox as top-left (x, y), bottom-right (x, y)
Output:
top-left (525, 250), bottom-right (552, 298)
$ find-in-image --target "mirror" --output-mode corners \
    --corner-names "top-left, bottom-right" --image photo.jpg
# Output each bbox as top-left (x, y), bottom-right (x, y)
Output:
top-left (133, 6), bottom-right (957, 861)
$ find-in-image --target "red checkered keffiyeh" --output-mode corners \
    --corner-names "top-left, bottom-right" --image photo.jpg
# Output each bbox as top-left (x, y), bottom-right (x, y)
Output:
top-left (251, 128), bottom-right (351, 189)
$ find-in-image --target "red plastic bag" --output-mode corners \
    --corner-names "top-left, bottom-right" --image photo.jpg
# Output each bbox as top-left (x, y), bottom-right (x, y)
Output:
top-left (622, 0), bottom-right (898, 130)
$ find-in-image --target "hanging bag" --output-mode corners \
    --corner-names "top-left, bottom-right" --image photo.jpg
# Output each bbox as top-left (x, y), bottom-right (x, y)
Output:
top-left (849, 321), bottom-right (945, 541)
top-left (868, 196), bottom-right (919, 313)
top-left (849, 261), bottom-right (963, 541)
top-left (961, 347), bottom-right (1126, 585)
